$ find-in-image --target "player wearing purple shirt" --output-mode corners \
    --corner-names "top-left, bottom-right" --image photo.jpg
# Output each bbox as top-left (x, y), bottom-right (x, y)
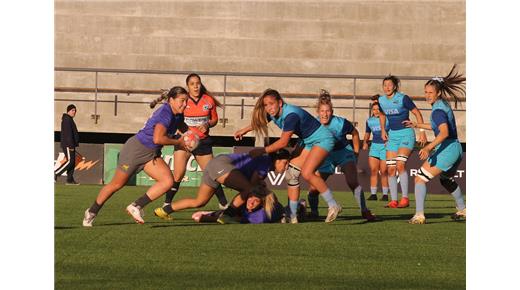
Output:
top-left (82, 87), bottom-right (189, 227)
top-left (191, 190), bottom-right (285, 224)
top-left (154, 149), bottom-right (290, 221)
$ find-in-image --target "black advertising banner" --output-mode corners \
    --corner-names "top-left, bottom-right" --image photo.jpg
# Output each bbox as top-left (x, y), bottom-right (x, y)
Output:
top-left (233, 146), bottom-right (466, 194)
top-left (54, 143), bottom-right (104, 184)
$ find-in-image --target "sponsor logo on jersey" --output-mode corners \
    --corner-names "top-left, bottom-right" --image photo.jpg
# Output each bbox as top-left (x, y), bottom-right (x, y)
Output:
top-left (385, 109), bottom-right (399, 115)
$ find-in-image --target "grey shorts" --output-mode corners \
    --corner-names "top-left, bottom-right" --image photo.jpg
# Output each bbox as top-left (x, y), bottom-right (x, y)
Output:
top-left (202, 155), bottom-right (236, 188)
top-left (118, 135), bottom-right (160, 175)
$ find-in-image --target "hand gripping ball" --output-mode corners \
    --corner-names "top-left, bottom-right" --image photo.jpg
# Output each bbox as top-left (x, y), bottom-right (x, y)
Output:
top-left (183, 130), bottom-right (200, 152)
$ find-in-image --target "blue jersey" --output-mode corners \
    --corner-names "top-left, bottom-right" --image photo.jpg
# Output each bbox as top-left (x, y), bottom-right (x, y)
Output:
top-left (365, 116), bottom-right (388, 144)
top-left (227, 153), bottom-right (272, 180)
top-left (321, 115), bottom-right (354, 150)
top-left (378, 92), bottom-right (416, 130)
top-left (431, 99), bottom-right (458, 140)
top-left (267, 103), bottom-right (320, 139)
top-left (136, 104), bottom-right (184, 149)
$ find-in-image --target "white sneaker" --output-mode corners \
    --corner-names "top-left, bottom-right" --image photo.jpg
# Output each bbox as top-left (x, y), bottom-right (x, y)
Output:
top-left (218, 203), bottom-right (229, 210)
top-left (409, 214), bottom-right (426, 224)
top-left (126, 203), bottom-right (145, 224)
top-left (82, 208), bottom-right (96, 227)
top-left (325, 204), bottom-right (342, 223)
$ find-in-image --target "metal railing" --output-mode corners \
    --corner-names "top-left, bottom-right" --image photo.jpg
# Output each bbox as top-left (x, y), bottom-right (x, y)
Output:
top-left (55, 67), bottom-right (466, 126)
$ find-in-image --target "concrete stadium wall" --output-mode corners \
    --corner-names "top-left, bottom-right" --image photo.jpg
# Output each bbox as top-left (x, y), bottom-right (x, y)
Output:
top-left (55, 0), bottom-right (466, 142)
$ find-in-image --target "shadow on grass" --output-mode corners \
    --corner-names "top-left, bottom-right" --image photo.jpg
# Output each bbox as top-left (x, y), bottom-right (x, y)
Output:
top-left (150, 223), bottom-right (222, 228)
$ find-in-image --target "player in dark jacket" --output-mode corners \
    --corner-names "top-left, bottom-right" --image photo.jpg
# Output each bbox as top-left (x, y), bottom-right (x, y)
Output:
top-left (54, 104), bottom-right (80, 184)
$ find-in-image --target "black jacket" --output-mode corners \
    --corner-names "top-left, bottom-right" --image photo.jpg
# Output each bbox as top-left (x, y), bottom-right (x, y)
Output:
top-left (60, 113), bottom-right (80, 148)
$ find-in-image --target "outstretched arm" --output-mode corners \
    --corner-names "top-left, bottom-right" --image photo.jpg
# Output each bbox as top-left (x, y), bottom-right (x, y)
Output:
top-left (234, 125), bottom-right (253, 141)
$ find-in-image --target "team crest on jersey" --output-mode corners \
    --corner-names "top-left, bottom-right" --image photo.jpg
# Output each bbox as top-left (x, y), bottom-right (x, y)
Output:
top-left (203, 104), bottom-right (211, 111)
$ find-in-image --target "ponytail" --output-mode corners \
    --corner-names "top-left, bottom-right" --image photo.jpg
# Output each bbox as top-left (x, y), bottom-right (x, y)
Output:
top-left (150, 89), bottom-right (169, 109)
top-left (150, 86), bottom-right (188, 109)
top-left (425, 64), bottom-right (466, 108)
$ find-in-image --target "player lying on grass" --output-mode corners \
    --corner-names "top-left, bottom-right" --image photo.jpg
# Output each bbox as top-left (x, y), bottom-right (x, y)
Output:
top-left (403, 64), bottom-right (466, 224)
top-left (305, 90), bottom-right (376, 222)
top-left (153, 149), bottom-right (291, 220)
top-left (82, 86), bottom-right (191, 227)
top-left (190, 188), bottom-right (285, 224)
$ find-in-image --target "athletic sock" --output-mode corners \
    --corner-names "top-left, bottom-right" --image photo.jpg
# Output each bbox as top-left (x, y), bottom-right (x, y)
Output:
top-left (353, 185), bottom-right (367, 211)
top-left (388, 176), bottom-right (398, 201)
top-left (89, 201), bottom-right (103, 214)
top-left (223, 205), bottom-right (238, 217)
top-left (164, 181), bottom-right (181, 204)
top-left (450, 186), bottom-right (466, 210)
top-left (399, 170), bottom-right (409, 198)
top-left (134, 194), bottom-right (152, 209)
top-left (289, 200), bottom-right (299, 217)
top-left (370, 186), bottom-right (377, 196)
top-left (214, 185), bottom-right (228, 206)
top-left (320, 189), bottom-right (338, 208)
top-left (308, 192), bottom-right (319, 213)
top-left (414, 183), bottom-right (427, 213)
top-left (382, 187), bottom-right (389, 196)
top-left (162, 204), bottom-right (174, 214)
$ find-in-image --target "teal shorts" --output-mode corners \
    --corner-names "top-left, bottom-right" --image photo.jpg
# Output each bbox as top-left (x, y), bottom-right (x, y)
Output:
top-left (387, 128), bottom-right (415, 152)
top-left (368, 142), bottom-right (386, 161)
top-left (302, 125), bottom-right (335, 152)
top-left (428, 139), bottom-right (463, 172)
top-left (318, 145), bottom-right (356, 174)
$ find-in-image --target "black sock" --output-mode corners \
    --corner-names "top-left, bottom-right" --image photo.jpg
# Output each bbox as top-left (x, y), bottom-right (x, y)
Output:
top-left (214, 185), bottom-right (228, 205)
top-left (162, 204), bottom-right (174, 214)
top-left (134, 194), bottom-right (152, 209)
top-left (89, 201), bottom-right (103, 214)
top-left (164, 181), bottom-right (181, 203)
top-left (223, 205), bottom-right (238, 217)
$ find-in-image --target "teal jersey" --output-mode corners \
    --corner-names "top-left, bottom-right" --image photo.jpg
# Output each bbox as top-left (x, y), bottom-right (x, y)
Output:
top-left (365, 116), bottom-right (388, 144)
top-left (378, 92), bottom-right (416, 130)
top-left (267, 103), bottom-right (320, 139)
top-left (320, 115), bottom-right (354, 150)
top-left (431, 99), bottom-right (458, 140)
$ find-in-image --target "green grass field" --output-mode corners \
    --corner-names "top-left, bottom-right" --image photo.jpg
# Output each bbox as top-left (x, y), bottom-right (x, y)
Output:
top-left (55, 185), bottom-right (465, 289)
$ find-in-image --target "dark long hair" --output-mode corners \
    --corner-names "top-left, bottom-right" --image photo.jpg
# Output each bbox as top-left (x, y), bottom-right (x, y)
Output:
top-left (425, 64), bottom-right (466, 108)
top-left (186, 73), bottom-right (223, 108)
top-left (149, 86), bottom-right (188, 109)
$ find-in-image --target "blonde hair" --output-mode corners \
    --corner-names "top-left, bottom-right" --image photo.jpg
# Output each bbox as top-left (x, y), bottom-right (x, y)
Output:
top-left (251, 88), bottom-right (283, 139)
top-left (250, 185), bottom-right (277, 221)
top-left (263, 192), bottom-right (276, 220)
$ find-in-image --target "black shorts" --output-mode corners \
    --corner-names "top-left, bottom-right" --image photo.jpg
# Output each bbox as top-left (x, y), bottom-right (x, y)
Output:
top-left (174, 135), bottom-right (214, 156)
